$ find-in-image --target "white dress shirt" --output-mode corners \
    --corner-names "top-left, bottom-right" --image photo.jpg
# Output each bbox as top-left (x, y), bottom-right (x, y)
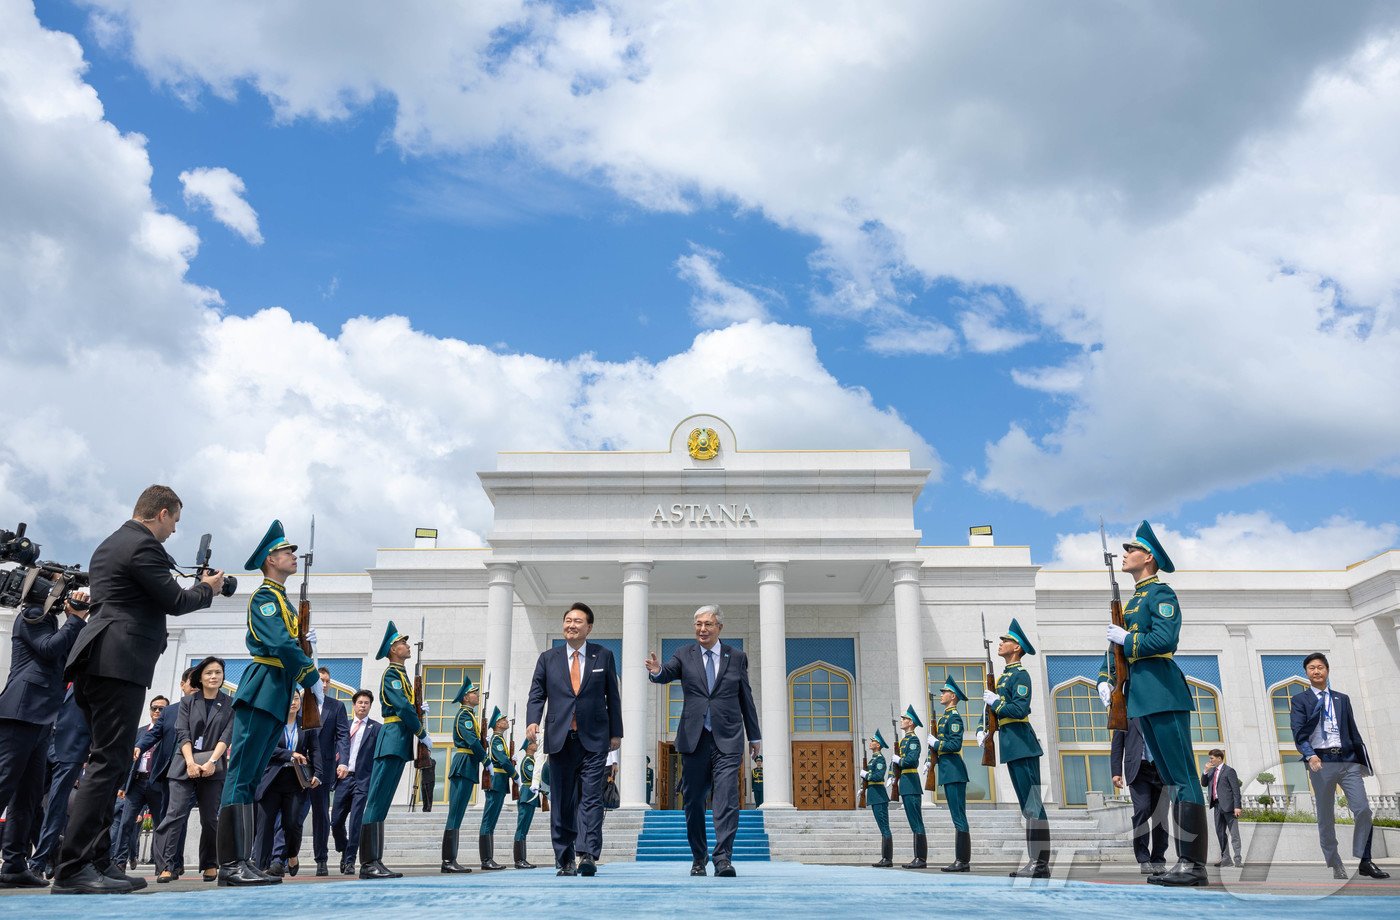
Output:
top-left (347, 717), bottom-right (368, 772)
top-left (1309, 688), bottom-right (1343, 751)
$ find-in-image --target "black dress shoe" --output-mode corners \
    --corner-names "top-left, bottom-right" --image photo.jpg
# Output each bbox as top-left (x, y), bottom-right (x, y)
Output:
top-left (0, 868), bottom-right (48, 888)
top-left (1139, 863), bottom-right (1157, 875)
top-left (1332, 863), bottom-right (1349, 880)
top-left (266, 859), bottom-right (286, 877)
top-left (714, 860), bottom-right (737, 878)
top-left (1359, 860), bottom-right (1391, 879)
top-left (1149, 860), bottom-right (1208, 887)
top-left (340, 860), bottom-right (355, 875)
top-left (287, 859), bottom-right (300, 876)
top-left (51, 865), bottom-right (133, 895)
top-left (102, 862), bottom-right (147, 891)
top-left (556, 859), bottom-right (576, 877)
top-left (690, 863), bottom-right (707, 876)
top-left (578, 855), bottom-right (597, 877)
top-left (315, 860), bottom-right (328, 877)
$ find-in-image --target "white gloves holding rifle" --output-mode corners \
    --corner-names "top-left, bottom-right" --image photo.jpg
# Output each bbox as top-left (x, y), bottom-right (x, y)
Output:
top-left (1097, 681), bottom-right (1112, 708)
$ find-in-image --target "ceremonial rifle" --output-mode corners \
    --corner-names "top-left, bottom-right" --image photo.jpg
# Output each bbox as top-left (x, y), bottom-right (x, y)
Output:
top-left (857, 743), bottom-right (868, 809)
top-left (297, 518), bottom-right (321, 729)
top-left (480, 674), bottom-right (493, 791)
top-left (412, 615), bottom-right (433, 770)
top-left (924, 706), bottom-right (940, 792)
top-left (509, 704), bottom-right (520, 801)
top-left (980, 611), bottom-right (998, 768)
top-left (1101, 519), bottom-right (1130, 733)
top-left (888, 707), bottom-right (900, 803)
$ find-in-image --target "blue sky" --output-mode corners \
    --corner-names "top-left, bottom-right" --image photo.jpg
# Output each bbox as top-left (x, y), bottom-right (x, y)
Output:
top-left (5, 1), bottom-right (1400, 571)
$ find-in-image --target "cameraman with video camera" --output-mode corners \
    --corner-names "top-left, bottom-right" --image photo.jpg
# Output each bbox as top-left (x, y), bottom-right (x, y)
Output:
top-left (52, 485), bottom-right (226, 895)
top-left (0, 581), bottom-right (89, 889)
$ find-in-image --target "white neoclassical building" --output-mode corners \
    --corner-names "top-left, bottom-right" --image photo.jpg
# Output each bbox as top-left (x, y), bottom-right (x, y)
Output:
top-left (27, 414), bottom-right (1400, 813)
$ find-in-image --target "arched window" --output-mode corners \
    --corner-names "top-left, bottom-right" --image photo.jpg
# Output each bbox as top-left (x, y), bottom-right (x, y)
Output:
top-left (1188, 680), bottom-right (1223, 774)
top-left (1054, 679), bottom-right (1111, 806)
top-left (790, 663), bottom-right (851, 734)
top-left (1271, 679), bottom-right (1311, 795)
top-left (1055, 679), bottom-right (1109, 744)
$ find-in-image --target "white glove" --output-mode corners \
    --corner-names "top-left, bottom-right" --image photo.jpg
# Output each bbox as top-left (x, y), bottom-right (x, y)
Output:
top-left (305, 627), bottom-right (318, 649)
top-left (418, 732), bottom-right (431, 747)
top-left (976, 731), bottom-right (986, 746)
top-left (422, 702), bottom-right (430, 716)
top-left (859, 769), bottom-right (869, 780)
top-left (1106, 624), bottom-right (1128, 646)
top-left (918, 762), bottom-right (929, 780)
top-left (982, 690), bottom-right (999, 707)
top-left (311, 681), bottom-right (325, 707)
top-left (1097, 681), bottom-right (1112, 708)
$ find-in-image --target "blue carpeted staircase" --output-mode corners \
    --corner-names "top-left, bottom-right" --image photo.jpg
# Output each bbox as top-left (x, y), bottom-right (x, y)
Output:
top-left (635, 809), bottom-right (770, 861)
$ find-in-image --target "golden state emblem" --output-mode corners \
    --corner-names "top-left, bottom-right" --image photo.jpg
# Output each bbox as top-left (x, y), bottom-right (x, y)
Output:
top-left (687, 427), bottom-right (720, 460)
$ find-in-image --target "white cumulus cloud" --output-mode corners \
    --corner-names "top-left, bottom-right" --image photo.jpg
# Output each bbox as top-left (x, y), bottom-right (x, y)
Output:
top-left (675, 245), bottom-right (771, 326)
top-left (179, 165), bottom-right (263, 244)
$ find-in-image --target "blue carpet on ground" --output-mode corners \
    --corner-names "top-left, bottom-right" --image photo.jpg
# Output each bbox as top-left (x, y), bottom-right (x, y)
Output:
top-left (4, 862), bottom-right (1394, 917)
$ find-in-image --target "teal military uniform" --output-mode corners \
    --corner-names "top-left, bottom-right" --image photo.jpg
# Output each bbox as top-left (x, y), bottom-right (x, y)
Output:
top-left (895, 705), bottom-right (928, 868)
top-left (514, 752), bottom-right (539, 841)
top-left (221, 523), bottom-right (318, 810)
top-left (361, 659), bottom-right (420, 824)
top-left (866, 730), bottom-right (891, 840)
top-left (646, 757), bottom-right (654, 806)
top-left (479, 714), bottom-right (516, 836)
top-left (446, 689), bottom-right (487, 832)
top-left (931, 677), bottom-right (969, 834)
top-left (751, 755), bottom-right (764, 807)
top-left (980, 618), bottom-right (1050, 876)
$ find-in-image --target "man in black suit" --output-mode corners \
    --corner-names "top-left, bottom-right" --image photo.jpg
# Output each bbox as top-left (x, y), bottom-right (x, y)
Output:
top-left (1290, 652), bottom-right (1390, 880)
top-left (1201, 748), bottom-right (1242, 868)
top-left (645, 604), bottom-right (761, 878)
top-left (1111, 717), bottom-right (1168, 876)
top-left (0, 590), bottom-right (88, 889)
top-left (289, 668), bottom-right (347, 876)
top-left (526, 602), bottom-right (623, 877)
top-left (331, 689), bottom-right (379, 874)
top-left (54, 485), bottom-right (224, 894)
top-left (254, 694), bottom-right (322, 875)
top-left (29, 684), bottom-right (95, 878)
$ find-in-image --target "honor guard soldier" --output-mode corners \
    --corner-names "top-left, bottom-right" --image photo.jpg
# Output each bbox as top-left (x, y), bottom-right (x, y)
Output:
top-left (479, 707), bottom-right (516, 870)
top-left (218, 522), bottom-right (323, 887)
top-left (513, 736), bottom-right (541, 869)
top-left (932, 676), bottom-right (972, 872)
top-left (442, 676), bottom-right (486, 873)
top-left (646, 756), bottom-right (654, 806)
top-left (864, 729), bottom-right (893, 867)
top-left (896, 704), bottom-right (927, 869)
top-left (978, 618), bottom-right (1050, 878)
top-left (1099, 522), bottom-right (1208, 886)
top-left (358, 621), bottom-right (429, 880)
top-left (751, 754), bottom-right (764, 807)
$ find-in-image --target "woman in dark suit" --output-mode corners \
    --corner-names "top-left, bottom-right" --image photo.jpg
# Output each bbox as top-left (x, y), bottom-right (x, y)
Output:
top-left (154, 655), bottom-right (233, 882)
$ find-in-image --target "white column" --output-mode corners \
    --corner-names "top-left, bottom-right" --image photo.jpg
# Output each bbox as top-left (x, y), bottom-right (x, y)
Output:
top-left (757, 560), bottom-right (794, 809)
top-left (890, 561), bottom-right (927, 749)
top-left (483, 561), bottom-right (518, 717)
top-left (620, 560), bottom-right (653, 808)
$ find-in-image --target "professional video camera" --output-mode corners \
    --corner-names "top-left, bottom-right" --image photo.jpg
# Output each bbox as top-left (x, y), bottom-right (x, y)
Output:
top-left (175, 532), bottom-right (238, 597)
top-left (0, 522), bottom-right (91, 616)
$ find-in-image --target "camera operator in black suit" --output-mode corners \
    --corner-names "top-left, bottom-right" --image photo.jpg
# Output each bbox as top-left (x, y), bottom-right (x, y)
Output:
top-left (53, 485), bottom-right (225, 895)
top-left (0, 588), bottom-right (88, 889)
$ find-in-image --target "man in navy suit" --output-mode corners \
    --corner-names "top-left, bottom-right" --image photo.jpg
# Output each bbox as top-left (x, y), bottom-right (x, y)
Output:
top-left (1111, 717), bottom-right (1168, 875)
top-left (526, 602), bottom-right (623, 877)
top-left (331, 689), bottom-right (379, 874)
top-left (286, 667), bottom-right (347, 876)
top-left (0, 591), bottom-right (87, 889)
top-left (645, 605), bottom-right (761, 878)
top-left (1290, 652), bottom-right (1389, 880)
top-left (29, 685), bottom-right (96, 878)
top-left (253, 694), bottom-right (322, 875)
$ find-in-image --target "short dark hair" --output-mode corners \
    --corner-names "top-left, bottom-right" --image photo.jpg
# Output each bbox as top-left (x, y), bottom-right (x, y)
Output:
top-left (318, 666), bottom-right (331, 677)
top-left (133, 485), bottom-right (182, 520)
top-left (566, 601), bottom-right (594, 625)
top-left (352, 689), bottom-right (373, 704)
top-left (1303, 652), bottom-right (1329, 670)
top-left (192, 655), bottom-right (225, 684)
top-left (1209, 748), bottom-right (1225, 759)
top-left (181, 666), bottom-right (199, 687)
top-left (150, 695), bottom-right (169, 707)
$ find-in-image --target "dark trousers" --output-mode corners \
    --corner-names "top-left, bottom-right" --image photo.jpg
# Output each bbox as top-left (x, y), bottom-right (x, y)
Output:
top-left (256, 772), bottom-right (307, 867)
top-left (1127, 760), bottom-right (1169, 864)
top-left (286, 776), bottom-right (333, 862)
top-left (1212, 807), bottom-right (1242, 861)
top-left (331, 777), bottom-right (369, 862)
top-left (155, 774), bottom-right (225, 872)
top-left (0, 719), bottom-right (49, 873)
top-left (110, 772), bottom-right (161, 867)
top-left (680, 729), bottom-right (742, 865)
top-left (31, 758), bottom-right (85, 870)
top-left (548, 730), bottom-right (607, 863)
top-left (56, 674), bottom-right (146, 880)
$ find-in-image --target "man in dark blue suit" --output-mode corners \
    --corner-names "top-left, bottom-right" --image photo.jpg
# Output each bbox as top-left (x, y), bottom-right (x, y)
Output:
top-left (0, 591), bottom-right (88, 889)
top-left (526, 602), bottom-right (622, 877)
top-left (1290, 652), bottom-right (1389, 880)
top-left (28, 684), bottom-right (95, 878)
top-left (253, 694), bottom-right (322, 875)
top-left (645, 605), bottom-right (761, 878)
top-left (1111, 717), bottom-right (1168, 875)
top-left (331, 689), bottom-right (379, 874)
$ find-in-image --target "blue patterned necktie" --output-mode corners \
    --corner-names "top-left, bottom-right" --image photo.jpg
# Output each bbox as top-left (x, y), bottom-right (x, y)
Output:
top-left (705, 649), bottom-right (717, 692)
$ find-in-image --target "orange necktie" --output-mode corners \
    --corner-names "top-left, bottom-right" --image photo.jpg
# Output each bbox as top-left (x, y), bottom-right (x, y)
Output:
top-left (570, 650), bottom-right (581, 729)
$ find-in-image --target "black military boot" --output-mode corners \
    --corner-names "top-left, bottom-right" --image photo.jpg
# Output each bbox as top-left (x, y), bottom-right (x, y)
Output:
top-left (217, 804), bottom-right (277, 887)
top-left (358, 823), bottom-right (402, 880)
top-left (1010, 823), bottom-right (1050, 878)
top-left (901, 833), bottom-right (927, 869)
top-left (871, 836), bottom-right (893, 868)
top-left (480, 834), bottom-right (504, 870)
top-left (441, 830), bottom-right (472, 873)
top-left (513, 839), bottom-right (535, 869)
top-left (1152, 803), bottom-right (1208, 887)
top-left (942, 830), bottom-right (971, 872)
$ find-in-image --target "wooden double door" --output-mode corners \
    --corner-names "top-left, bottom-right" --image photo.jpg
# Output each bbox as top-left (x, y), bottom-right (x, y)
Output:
top-left (655, 741), bottom-right (748, 810)
top-left (792, 741), bottom-right (854, 810)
